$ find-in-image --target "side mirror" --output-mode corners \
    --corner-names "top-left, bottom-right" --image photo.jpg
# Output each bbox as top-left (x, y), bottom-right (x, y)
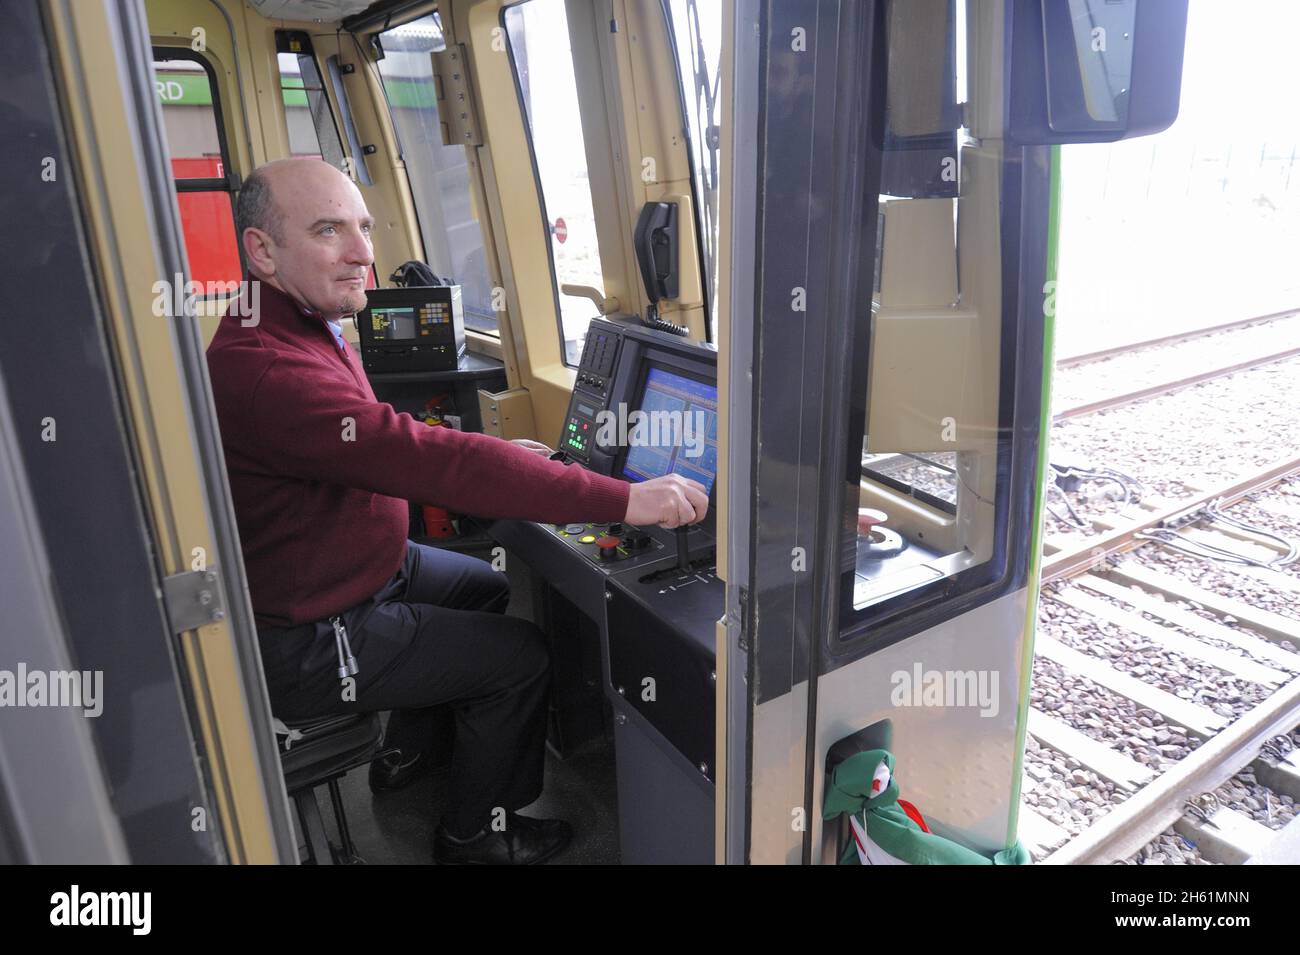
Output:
top-left (1007, 0), bottom-right (1188, 145)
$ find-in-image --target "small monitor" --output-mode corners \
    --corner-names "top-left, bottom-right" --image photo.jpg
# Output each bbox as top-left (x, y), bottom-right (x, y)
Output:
top-left (355, 286), bottom-right (466, 373)
top-left (619, 364), bottom-right (719, 496)
top-left (369, 303), bottom-right (420, 341)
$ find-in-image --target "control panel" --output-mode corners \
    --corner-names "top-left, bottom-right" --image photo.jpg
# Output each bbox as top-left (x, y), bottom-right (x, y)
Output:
top-left (357, 285), bottom-right (467, 374)
top-left (542, 517), bottom-right (721, 577)
top-left (560, 401), bottom-right (599, 458)
top-left (575, 323), bottom-right (619, 398)
top-left (560, 324), bottom-right (622, 462)
top-left (549, 520), bottom-right (663, 565)
top-left (479, 316), bottom-right (724, 861)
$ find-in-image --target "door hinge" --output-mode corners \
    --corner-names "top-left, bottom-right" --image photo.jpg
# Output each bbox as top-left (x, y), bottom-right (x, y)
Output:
top-left (728, 584), bottom-right (751, 652)
top-left (431, 43), bottom-right (482, 147)
top-left (162, 569), bottom-right (227, 634)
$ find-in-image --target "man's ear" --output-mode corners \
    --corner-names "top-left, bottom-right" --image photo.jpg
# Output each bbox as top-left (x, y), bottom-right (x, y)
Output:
top-left (242, 227), bottom-right (276, 277)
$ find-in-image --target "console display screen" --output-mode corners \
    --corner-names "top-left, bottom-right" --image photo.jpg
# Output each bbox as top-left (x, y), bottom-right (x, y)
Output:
top-left (620, 366), bottom-right (718, 495)
top-left (369, 301), bottom-right (451, 341)
top-left (370, 306), bottom-right (417, 341)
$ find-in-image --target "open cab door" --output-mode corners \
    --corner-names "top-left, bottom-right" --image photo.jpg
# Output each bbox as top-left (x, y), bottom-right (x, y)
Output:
top-left (719, 0), bottom-right (1186, 864)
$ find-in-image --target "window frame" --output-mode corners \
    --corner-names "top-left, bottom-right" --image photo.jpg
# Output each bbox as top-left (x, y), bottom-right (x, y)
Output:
top-left (274, 30), bottom-right (348, 170)
top-left (828, 1), bottom-right (1048, 662)
top-left (368, 11), bottom-right (502, 337)
top-left (500, 0), bottom-right (607, 368)
top-left (832, 159), bottom-right (1047, 665)
top-left (659, 0), bottom-right (719, 343)
top-left (151, 45), bottom-right (242, 288)
top-left (860, 452), bottom-right (960, 517)
top-left (154, 48), bottom-right (236, 195)
top-left (325, 52), bottom-right (376, 187)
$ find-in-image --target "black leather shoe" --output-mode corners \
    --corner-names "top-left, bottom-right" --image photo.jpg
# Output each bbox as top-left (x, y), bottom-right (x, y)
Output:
top-left (432, 815), bottom-right (573, 865)
top-left (368, 748), bottom-right (435, 793)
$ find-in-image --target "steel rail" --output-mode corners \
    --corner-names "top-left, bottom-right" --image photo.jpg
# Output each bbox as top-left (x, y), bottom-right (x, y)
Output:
top-left (1056, 307), bottom-right (1300, 369)
top-left (1040, 454), bottom-right (1300, 584)
top-left (1054, 344), bottom-right (1300, 422)
top-left (1036, 456), bottom-right (1300, 863)
top-left (1042, 673), bottom-right (1300, 865)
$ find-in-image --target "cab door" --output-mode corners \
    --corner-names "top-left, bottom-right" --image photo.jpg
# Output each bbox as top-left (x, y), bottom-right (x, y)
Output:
top-left (719, 0), bottom-right (1187, 864)
top-left (719, 0), bottom-right (1054, 865)
top-left (3, 0), bottom-right (296, 863)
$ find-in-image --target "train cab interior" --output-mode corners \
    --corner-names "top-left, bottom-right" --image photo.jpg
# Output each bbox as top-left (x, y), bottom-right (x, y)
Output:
top-left (146, 0), bottom-right (727, 864)
top-left (175, 0), bottom-right (1007, 866)
top-left (1, 0), bottom-right (1187, 864)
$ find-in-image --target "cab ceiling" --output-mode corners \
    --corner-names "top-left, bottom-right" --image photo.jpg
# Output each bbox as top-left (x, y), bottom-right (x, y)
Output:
top-left (247, 0), bottom-right (381, 22)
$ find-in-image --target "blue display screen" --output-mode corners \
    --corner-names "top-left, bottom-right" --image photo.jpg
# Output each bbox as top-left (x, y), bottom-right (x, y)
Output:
top-left (620, 366), bottom-right (718, 495)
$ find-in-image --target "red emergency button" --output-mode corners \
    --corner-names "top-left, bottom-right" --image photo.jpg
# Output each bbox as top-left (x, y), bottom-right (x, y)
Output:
top-left (595, 536), bottom-right (621, 560)
top-left (857, 508), bottom-right (889, 534)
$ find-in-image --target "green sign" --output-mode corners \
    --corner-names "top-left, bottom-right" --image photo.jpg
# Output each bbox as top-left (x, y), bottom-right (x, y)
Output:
top-left (155, 71), bottom-right (313, 109)
top-left (155, 70), bottom-right (439, 112)
top-left (154, 73), bottom-right (213, 106)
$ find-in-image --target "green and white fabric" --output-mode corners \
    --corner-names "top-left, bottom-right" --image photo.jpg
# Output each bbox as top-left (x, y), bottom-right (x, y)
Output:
top-left (822, 749), bottom-right (1030, 865)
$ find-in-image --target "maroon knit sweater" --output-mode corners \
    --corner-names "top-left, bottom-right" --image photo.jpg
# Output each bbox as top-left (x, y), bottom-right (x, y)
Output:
top-left (207, 282), bottom-right (629, 627)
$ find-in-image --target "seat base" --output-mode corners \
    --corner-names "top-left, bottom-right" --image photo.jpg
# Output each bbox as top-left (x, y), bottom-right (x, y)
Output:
top-left (278, 713), bottom-right (384, 864)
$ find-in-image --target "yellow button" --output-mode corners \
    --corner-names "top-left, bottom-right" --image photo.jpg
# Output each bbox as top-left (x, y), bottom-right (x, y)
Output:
top-left (579, 535), bottom-right (597, 544)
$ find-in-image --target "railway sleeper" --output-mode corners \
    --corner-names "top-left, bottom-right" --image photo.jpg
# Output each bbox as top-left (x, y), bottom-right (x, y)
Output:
top-left (1175, 802), bottom-right (1277, 865)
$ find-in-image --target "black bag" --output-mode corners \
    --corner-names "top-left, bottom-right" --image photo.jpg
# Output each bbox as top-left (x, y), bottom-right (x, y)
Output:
top-left (388, 260), bottom-right (451, 288)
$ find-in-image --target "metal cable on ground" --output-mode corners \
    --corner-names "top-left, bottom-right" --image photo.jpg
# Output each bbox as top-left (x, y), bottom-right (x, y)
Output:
top-left (1205, 497), bottom-right (1300, 565)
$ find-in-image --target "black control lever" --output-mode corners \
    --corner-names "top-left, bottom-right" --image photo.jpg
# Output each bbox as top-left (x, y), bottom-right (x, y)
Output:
top-left (675, 526), bottom-right (691, 572)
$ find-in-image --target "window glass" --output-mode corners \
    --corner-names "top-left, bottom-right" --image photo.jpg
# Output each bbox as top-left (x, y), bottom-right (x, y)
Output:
top-left (277, 44), bottom-right (346, 168)
top-left (154, 54), bottom-right (240, 288)
top-left (666, 0), bottom-right (723, 340)
top-left (861, 451), bottom-right (959, 512)
top-left (504, 0), bottom-right (606, 366)
top-left (155, 57), bottom-right (224, 178)
top-left (848, 0), bottom-right (1019, 619)
top-left (376, 14), bottom-right (498, 335)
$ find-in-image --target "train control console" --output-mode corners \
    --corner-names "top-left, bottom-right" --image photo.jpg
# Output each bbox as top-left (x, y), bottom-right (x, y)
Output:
top-left (480, 318), bottom-right (928, 862)
top-left (478, 317), bottom-right (723, 862)
top-left (546, 519), bottom-right (663, 565)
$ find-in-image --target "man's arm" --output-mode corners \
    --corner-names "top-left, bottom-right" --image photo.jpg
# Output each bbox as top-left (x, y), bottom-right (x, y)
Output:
top-left (243, 352), bottom-right (629, 524)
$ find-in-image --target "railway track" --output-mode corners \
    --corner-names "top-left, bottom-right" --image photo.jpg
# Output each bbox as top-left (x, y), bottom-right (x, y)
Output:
top-left (1020, 456), bottom-right (1300, 864)
top-left (861, 313), bottom-right (1300, 861)
top-left (1054, 307), bottom-right (1300, 422)
top-left (1055, 307), bottom-right (1300, 369)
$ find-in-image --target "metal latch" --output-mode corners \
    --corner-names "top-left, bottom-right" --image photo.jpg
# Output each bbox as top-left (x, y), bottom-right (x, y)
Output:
top-left (162, 569), bottom-right (227, 633)
top-left (728, 585), bottom-right (751, 652)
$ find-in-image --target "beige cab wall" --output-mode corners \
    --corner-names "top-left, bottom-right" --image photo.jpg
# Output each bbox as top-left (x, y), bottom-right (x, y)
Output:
top-left (451, 0), bottom-right (708, 443)
top-left (47, 0), bottom-right (290, 863)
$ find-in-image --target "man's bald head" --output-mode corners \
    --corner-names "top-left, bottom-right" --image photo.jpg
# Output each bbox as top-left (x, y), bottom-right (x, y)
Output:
top-left (237, 158), bottom-right (375, 320)
top-left (236, 159), bottom-right (360, 246)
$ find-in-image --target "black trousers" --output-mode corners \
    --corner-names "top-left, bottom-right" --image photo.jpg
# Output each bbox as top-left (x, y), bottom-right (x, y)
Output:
top-left (257, 541), bottom-right (549, 835)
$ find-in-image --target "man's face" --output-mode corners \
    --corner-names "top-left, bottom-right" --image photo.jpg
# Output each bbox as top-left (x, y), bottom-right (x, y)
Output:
top-left (247, 161), bottom-right (374, 321)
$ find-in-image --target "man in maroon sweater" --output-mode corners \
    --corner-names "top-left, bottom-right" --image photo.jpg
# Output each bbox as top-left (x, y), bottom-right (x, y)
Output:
top-left (207, 159), bottom-right (707, 864)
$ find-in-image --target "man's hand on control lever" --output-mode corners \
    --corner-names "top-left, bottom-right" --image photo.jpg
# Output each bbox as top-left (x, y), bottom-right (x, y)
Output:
top-left (511, 438), bottom-right (553, 456)
top-left (624, 474), bottom-right (709, 529)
